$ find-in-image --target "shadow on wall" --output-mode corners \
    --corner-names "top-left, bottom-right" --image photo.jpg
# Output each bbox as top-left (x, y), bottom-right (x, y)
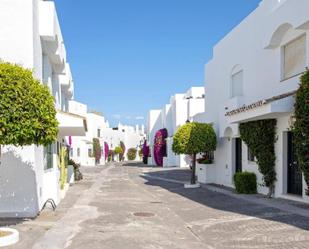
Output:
top-left (0, 150), bottom-right (39, 218)
top-left (141, 168), bottom-right (309, 231)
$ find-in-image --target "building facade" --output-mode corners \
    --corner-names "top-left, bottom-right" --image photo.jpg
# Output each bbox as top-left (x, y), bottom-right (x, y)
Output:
top-left (200, 0), bottom-right (309, 203)
top-left (147, 87), bottom-right (205, 168)
top-left (69, 100), bottom-right (145, 164)
top-left (0, 0), bottom-right (86, 217)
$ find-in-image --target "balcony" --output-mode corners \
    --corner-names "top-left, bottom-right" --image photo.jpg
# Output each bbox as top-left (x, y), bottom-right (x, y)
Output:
top-left (39, 1), bottom-right (66, 68)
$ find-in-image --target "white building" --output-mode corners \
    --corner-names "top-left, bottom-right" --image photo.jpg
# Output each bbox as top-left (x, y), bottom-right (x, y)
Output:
top-left (68, 101), bottom-right (106, 166)
top-left (0, 0), bottom-right (87, 217)
top-left (198, 0), bottom-right (309, 203)
top-left (69, 100), bottom-right (145, 164)
top-left (103, 123), bottom-right (146, 161)
top-left (147, 87), bottom-right (205, 167)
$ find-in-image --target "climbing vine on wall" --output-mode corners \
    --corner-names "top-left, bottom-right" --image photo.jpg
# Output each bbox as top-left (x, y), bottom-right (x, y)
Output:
top-left (239, 119), bottom-right (277, 197)
top-left (93, 138), bottom-right (101, 164)
top-left (292, 69), bottom-right (309, 195)
top-left (119, 141), bottom-right (126, 161)
top-left (154, 129), bottom-right (168, 166)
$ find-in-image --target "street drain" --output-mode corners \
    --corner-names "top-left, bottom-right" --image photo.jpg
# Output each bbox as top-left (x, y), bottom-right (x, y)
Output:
top-left (150, 201), bottom-right (163, 204)
top-left (133, 212), bottom-right (155, 217)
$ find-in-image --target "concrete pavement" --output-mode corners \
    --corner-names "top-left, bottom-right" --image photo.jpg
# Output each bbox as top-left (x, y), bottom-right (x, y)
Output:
top-left (2, 162), bottom-right (309, 249)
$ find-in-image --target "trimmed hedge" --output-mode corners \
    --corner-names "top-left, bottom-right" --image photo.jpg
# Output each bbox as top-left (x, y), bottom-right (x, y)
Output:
top-left (234, 172), bottom-right (257, 194)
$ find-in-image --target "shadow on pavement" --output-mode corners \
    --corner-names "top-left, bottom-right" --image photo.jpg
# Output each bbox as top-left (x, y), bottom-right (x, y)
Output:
top-left (141, 168), bottom-right (309, 231)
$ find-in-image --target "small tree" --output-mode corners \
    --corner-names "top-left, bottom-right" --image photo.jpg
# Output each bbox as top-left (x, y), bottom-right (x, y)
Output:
top-left (0, 62), bottom-right (58, 158)
top-left (114, 146), bottom-right (123, 161)
top-left (93, 138), bottom-right (101, 165)
top-left (172, 122), bottom-right (217, 185)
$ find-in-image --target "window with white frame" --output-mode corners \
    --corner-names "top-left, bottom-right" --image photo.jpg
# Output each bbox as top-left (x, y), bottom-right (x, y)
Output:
top-left (44, 144), bottom-right (53, 170)
top-left (283, 35), bottom-right (306, 80)
top-left (231, 70), bottom-right (243, 98)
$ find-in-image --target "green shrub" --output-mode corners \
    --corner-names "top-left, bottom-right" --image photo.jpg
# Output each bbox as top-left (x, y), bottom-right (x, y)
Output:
top-left (114, 146), bottom-right (123, 155)
top-left (0, 62), bottom-right (58, 148)
top-left (234, 172), bottom-right (257, 194)
top-left (127, 148), bottom-right (137, 161)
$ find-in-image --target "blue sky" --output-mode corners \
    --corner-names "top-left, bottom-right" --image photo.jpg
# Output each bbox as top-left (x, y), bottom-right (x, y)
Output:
top-left (55, 0), bottom-right (261, 127)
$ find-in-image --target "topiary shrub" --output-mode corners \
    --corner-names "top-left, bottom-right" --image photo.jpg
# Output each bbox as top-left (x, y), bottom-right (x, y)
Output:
top-left (114, 146), bottom-right (123, 155)
top-left (93, 138), bottom-right (101, 165)
top-left (127, 148), bottom-right (137, 161)
top-left (234, 172), bottom-right (257, 194)
top-left (0, 62), bottom-right (58, 156)
top-left (172, 122), bottom-right (217, 185)
top-left (154, 129), bottom-right (168, 166)
top-left (293, 69), bottom-right (309, 195)
top-left (239, 119), bottom-right (277, 197)
top-left (114, 146), bottom-right (123, 161)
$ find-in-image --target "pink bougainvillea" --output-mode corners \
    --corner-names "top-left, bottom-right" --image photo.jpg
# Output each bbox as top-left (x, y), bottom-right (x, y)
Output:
top-left (154, 128), bottom-right (168, 167)
top-left (104, 142), bottom-right (109, 160)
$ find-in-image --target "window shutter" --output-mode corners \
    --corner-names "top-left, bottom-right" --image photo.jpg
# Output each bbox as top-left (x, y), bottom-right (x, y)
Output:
top-left (284, 35), bottom-right (306, 79)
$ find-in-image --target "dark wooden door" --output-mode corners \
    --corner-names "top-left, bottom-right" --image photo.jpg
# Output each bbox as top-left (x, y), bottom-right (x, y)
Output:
top-left (287, 132), bottom-right (303, 196)
top-left (235, 138), bottom-right (242, 173)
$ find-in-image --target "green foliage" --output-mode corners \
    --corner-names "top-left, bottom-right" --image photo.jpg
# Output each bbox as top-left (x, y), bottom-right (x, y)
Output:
top-left (59, 147), bottom-right (68, 189)
top-left (114, 146), bottom-right (123, 155)
top-left (0, 62), bottom-right (58, 147)
top-left (293, 69), bottom-right (309, 195)
top-left (93, 138), bottom-right (101, 164)
top-left (127, 148), bottom-right (137, 161)
top-left (172, 122), bottom-right (217, 155)
top-left (239, 119), bottom-right (277, 196)
top-left (234, 172), bottom-right (257, 194)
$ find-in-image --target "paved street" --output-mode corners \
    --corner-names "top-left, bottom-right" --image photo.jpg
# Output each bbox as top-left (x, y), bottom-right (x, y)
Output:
top-left (4, 162), bottom-right (309, 249)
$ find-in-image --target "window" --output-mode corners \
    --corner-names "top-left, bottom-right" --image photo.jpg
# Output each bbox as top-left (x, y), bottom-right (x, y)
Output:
top-left (231, 70), bottom-right (243, 98)
top-left (77, 148), bottom-right (80, 157)
top-left (97, 128), bottom-right (101, 138)
top-left (283, 35), bottom-right (306, 80)
top-left (248, 148), bottom-right (256, 162)
top-left (44, 144), bottom-right (53, 170)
